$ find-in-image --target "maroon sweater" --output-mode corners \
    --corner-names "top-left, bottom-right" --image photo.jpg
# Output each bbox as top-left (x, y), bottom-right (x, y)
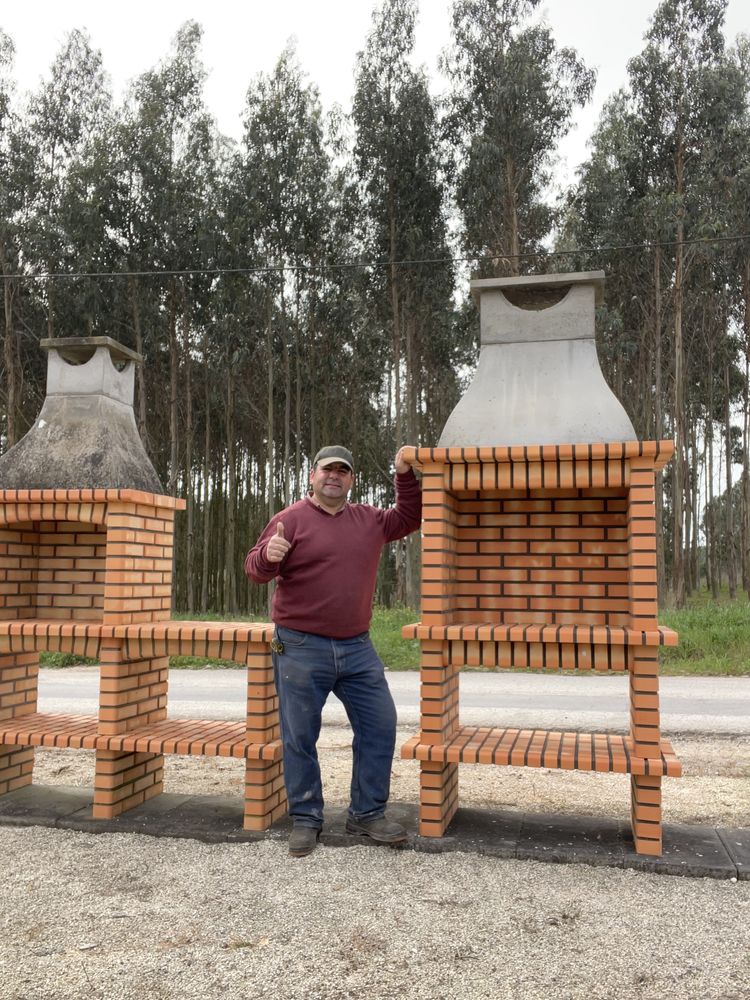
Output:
top-left (244, 470), bottom-right (421, 638)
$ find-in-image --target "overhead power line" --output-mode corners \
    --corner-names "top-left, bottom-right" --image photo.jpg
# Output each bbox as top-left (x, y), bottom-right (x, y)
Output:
top-left (4, 231), bottom-right (750, 282)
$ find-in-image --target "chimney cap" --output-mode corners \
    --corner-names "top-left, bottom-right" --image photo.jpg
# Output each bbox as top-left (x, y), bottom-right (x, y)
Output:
top-left (471, 270), bottom-right (605, 306)
top-left (40, 336), bottom-right (142, 366)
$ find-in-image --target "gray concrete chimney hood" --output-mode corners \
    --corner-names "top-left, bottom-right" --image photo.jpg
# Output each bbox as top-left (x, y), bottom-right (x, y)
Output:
top-left (0, 337), bottom-right (163, 492)
top-left (439, 271), bottom-right (636, 447)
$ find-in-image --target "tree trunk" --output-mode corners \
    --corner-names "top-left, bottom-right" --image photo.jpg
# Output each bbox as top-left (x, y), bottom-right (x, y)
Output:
top-left (689, 420), bottom-right (699, 593)
top-left (725, 359), bottom-right (737, 600)
top-left (653, 247), bottom-right (666, 602)
top-left (267, 288), bottom-right (275, 522)
top-left (504, 155), bottom-right (520, 277)
top-left (225, 365), bottom-right (237, 615)
top-left (281, 276), bottom-right (291, 507)
top-left (707, 417), bottom-right (719, 598)
top-left (200, 346), bottom-right (211, 614)
top-left (672, 209), bottom-right (686, 607)
top-left (266, 288), bottom-right (275, 619)
top-left (46, 275), bottom-right (54, 340)
top-left (388, 177), bottom-right (402, 448)
top-left (129, 276), bottom-right (149, 448)
top-left (2, 259), bottom-right (18, 448)
top-left (168, 281), bottom-right (179, 496)
top-left (295, 272), bottom-right (302, 495)
top-left (742, 259), bottom-right (750, 598)
top-left (183, 288), bottom-right (194, 614)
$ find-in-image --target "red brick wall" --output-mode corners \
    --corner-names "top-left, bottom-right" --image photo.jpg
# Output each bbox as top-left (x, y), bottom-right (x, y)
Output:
top-left (452, 488), bottom-right (629, 626)
top-left (37, 520), bottom-right (107, 620)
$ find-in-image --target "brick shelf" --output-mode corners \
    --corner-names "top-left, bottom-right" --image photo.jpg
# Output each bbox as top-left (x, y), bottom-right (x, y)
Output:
top-left (402, 728), bottom-right (681, 776)
top-left (0, 712), bottom-right (281, 760)
top-left (400, 441), bottom-right (674, 469)
top-left (402, 622), bottom-right (677, 646)
top-left (402, 621), bottom-right (677, 672)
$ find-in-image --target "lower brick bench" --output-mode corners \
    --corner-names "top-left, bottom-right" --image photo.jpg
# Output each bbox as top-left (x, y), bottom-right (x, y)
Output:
top-left (0, 620), bottom-right (286, 831)
top-left (401, 620), bottom-right (682, 856)
top-left (401, 729), bottom-right (681, 774)
top-left (0, 713), bottom-right (281, 760)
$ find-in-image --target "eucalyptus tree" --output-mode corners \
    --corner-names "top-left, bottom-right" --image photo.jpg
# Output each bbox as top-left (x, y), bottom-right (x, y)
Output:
top-left (352, 0), bottom-right (460, 603)
top-left (562, 92), bottom-right (677, 595)
top-left (627, 0), bottom-right (733, 606)
top-left (23, 29), bottom-right (111, 339)
top-left (115, 21), bottom-right (218, 496)
top-left (240, 43), bottom-right (331, 510)
top-left (353, 0), bottom-right (459, 444)
top-left (0, 29), bottom-right (26, 446)
top-left (723, 35), bottom-right (750, 596)
top-left (442, 0), bottom-right (595, 276)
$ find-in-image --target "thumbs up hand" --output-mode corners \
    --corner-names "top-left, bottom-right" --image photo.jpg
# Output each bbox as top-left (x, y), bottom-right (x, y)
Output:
top-left (266, 520), bottom-right (291, 563)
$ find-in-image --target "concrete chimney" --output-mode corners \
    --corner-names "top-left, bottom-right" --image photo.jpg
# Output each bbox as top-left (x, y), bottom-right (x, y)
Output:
top-left (439, 271), bottom-right (635, 447)
top-left (0, 337), bottom-right (163, 492)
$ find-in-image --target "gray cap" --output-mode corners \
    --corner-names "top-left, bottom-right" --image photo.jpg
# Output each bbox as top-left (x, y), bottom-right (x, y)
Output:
top-left (313, 445), bottom-right (354, 472)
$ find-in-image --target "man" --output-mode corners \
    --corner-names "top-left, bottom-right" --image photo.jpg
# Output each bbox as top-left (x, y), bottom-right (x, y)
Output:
top-left (244, 445), bottom-right (421, 857)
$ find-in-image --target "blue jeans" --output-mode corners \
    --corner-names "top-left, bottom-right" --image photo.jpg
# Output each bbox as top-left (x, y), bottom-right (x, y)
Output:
top-left (272, 626), bottom-right (397, 830)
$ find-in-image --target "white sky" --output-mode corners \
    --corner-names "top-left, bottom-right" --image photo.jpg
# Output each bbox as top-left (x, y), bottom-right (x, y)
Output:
top-left (2, 0), bottom-right (750, 190)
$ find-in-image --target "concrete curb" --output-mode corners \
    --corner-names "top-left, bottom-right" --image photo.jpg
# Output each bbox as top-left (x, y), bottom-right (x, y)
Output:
top-left (0, 785), bottom-right (747, 881)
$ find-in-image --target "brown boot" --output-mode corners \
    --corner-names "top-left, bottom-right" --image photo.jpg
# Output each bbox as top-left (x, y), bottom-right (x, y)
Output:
top-left (345, 816), bottom-right (408, 844)
top-left (288, 825), bottom-right (320, 857)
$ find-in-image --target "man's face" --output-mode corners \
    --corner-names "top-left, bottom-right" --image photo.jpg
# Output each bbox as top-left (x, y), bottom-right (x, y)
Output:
top-left (309, 462), bottom-right (353, 509)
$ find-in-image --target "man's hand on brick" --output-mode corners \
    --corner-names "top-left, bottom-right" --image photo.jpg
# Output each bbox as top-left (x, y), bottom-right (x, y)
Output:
top-left (395, 446), bottom-right (414, 474)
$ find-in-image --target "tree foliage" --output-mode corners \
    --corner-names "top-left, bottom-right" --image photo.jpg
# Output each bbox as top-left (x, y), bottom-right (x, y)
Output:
top-left (0, 2), bottom-right (748, 612)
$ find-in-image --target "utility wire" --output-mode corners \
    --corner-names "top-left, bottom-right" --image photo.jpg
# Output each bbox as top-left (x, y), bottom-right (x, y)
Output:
top-left (4, 231), bottom-right (750, 281)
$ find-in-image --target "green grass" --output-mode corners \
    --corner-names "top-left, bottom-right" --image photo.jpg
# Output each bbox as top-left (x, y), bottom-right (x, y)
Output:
top-left (370, 605), bottom-right (421, 670)
top-left (170, 611), bottom-right (266, 668)
top-left (37, 596), bottom-right (750, 676)
top-left (659, 596), bottom-right (750, 676)
top-left (40, 651), bottom-right (98, 669)
top-left (371, 599), bottom-right (750, 677)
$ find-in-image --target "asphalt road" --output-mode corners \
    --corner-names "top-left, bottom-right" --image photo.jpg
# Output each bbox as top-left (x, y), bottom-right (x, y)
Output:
top-left (38, 666), bottom-right (750, 734)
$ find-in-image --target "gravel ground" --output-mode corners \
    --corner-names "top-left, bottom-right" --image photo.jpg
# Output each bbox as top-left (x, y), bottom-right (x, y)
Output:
top-left (1, 729), bottom-right (749, 999)
top-left (1, 827), bottom-right (749, 1000)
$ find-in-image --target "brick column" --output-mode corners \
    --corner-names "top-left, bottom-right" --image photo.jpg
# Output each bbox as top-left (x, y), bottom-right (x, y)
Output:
top-left (631, 772), bottom-right (662, 856)
top-left (416, 463), bottom-right (460, 837)
top-left (418, 639), bottom-right (459, 836)
top-left (0, 521), bottom-right (39, 795)
top-left (420, 464), bottom-right (456, 624)
top-left (0, 652), bottom-right (38, 795)
top-left (93, 495), bottom-right (176, 819)
top-left (627, 458), bottom-right (662, 854)
top-left (244, 642), bottom-right (286, 831)
top-left (93, 637), bottom-right (168, 819)
top-left (103, 499), bottom-right (175, 624)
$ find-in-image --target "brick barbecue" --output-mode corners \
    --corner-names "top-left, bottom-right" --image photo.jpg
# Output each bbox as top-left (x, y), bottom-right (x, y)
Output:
top-left (0, 339), bottom-right (285, 829)
top-left (400, 272), bottom-right (680, 856)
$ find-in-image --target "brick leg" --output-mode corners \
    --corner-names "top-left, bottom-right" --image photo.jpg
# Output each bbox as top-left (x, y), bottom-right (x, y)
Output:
top-left (0, 745), bottom-right (35, 795)
top-left (631, 773), bottom-right (662, 855)
top-left (244, 758), bottom-right (286, 831)
top-left (0, 651), bottom-right (39, 795)
top-left (243, 643), bottom-right (286, 830)
top-left (93, 640), bottom-right (168, 819)
top-left (93, 749), bottom-right (163, 819)
top-left (629, 649), bottom-right (661, 759)
top-left (419, 760), bottom-right (458, 837)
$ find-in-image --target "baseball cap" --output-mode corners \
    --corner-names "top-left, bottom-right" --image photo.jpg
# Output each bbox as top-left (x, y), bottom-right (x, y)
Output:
top-left (313, 445), bottom-right (354, 472)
